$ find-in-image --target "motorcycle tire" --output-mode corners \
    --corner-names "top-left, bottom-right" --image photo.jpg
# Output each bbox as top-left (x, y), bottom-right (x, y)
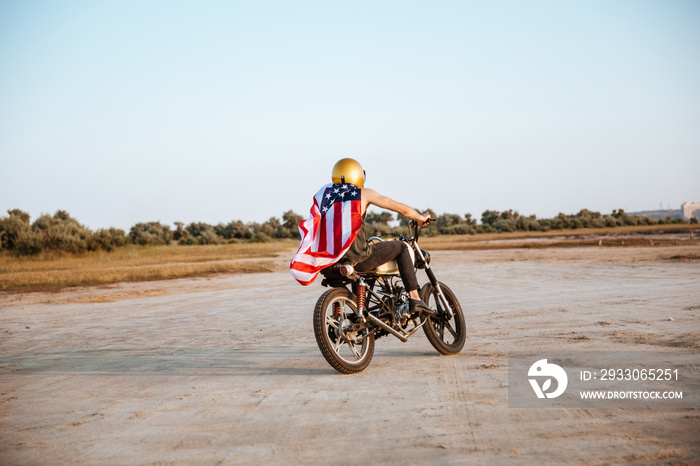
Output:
top-left (420, 282), bottom-right (466, 355)
top-left (313, 287), bottom-right (375, 374)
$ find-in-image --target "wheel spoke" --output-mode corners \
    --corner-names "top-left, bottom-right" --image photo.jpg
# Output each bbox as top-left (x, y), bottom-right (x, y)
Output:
top-left (322, 295), bottom-right (368, 363)
top-left (325, 315), bottom-right (339, 329)
top-left (419, 284), bottom-right (465, 356)
top-left (349, 341), bottom-right (361, 359)
top-left (437, 320), bottom-right (445, 340)
top-left (444, 321), bottom-right (458, 340)
top-left (315, 288), bottom-right (375, 372)
top-left (333, 336), bottom-right (345, 354)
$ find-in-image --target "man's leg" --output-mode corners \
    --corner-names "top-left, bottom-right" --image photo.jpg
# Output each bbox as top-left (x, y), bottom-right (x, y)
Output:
top-left (354, 241), bottom-right (400, 271)
top-left (354, 241), bottom-right (427, 310)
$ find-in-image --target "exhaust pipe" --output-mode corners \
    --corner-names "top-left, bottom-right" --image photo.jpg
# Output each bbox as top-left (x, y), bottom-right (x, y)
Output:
top-left (366, 313), bottom-right (408, 342)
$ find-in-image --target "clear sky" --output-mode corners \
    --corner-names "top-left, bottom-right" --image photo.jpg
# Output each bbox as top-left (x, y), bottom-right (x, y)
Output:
top-left (1, 0), bottom-right (698, 230)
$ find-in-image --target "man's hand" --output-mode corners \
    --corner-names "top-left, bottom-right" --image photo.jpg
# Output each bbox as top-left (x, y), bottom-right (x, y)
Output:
top-left (418, 215), bottom-right (432, 226)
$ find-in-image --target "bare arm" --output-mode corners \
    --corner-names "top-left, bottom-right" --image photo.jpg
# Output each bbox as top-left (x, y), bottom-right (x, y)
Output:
top-left (361, 188), bottom-right (431, 225)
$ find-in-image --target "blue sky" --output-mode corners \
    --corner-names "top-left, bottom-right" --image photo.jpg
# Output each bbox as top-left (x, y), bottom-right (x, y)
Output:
top-left (1, 0), bottom-right (698, 230)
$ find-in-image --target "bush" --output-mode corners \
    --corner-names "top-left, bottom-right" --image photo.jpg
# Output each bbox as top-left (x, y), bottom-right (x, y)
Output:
top-left (280, 210), bottom-right (304, 239)
top-left (604, 217), bottom-right (622, 228)
top-left (178, 235), bottom-right (199, 245)
top-left (472, 208), bottom-right (678, 233)
top-left (516, 215), bottom-right (540, 231)
top-left (3, 210), bottom-right (130, 255)
top-left (89, 228), bottom-right (127, 252)
top-left (198, 229), bottom-right (223, 245)
top-left (390, 225), bottom-right (410, 237)
top-left (181, 222), bottom-right (223, 245)
top-left (173, 222), bottom-right (189, 241)
top-left (260, 218), bottom-right (279, 238)
top-left (366, 211), bottom-right (394, 225)
top-left (477, 224), bottom-right (496, 234)
top-left (480, 210), bottom-right (500, 226)
top-left (0, 209), bottom-right (31, 250)
top-left (440, 224), bottom-right (475, 235)
top-left (479, 210), bottom-right (524, 232)
top-left (251, 232), bottom-right (272, 243)
top-left (14, 230), bottom-right (45, 255)
top-left (3, 205), bottom-right (690, 256)
top-left (128, 222), bottom-right (172, 246)
top-left (29, 211), bottom-right (93, 254)
top-left (436, 213), bottom-right (464, 234)
top-left (215, 220), bottom-right (250, 239)
top-left (498, 220), bottom-right (517, 232)
top-left (365, 222), bottom-right (392, 237)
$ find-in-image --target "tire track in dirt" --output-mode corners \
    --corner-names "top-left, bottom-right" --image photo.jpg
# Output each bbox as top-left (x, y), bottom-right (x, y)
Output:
top-left (437, 357), bottom-right (480, 451)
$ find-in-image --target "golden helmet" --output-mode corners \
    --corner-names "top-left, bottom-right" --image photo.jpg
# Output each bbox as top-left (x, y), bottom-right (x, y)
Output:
top-left (331, 158), bottom-right (365, 188)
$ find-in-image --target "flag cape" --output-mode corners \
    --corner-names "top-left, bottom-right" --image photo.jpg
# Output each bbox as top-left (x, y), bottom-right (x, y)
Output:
top-left (290, 183), bottom-right (363, 285)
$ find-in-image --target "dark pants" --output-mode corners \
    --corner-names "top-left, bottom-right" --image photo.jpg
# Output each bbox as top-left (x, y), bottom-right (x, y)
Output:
top-left (354, 241), bottom-right (419, 292)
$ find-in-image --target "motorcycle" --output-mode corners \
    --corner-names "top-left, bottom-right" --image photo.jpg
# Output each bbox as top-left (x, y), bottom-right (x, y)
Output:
top-left (314, 220), bottom-right (466, 373)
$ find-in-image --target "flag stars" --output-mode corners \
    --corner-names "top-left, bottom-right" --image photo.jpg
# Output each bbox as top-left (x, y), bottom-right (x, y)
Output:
top-left (320, 184), bottom-right (360, 217)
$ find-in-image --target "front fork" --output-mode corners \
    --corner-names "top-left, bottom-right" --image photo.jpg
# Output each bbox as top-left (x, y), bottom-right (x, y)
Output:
top-left (415, 247), bottom-right (454, 319)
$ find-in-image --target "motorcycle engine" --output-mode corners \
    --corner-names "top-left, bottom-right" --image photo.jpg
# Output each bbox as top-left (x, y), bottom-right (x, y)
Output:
top-left (395, 300), bottom-right (410, 327)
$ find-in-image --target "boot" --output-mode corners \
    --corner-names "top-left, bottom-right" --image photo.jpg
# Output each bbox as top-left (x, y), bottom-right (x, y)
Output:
top-left (409, 298), bottom-right (430, 314)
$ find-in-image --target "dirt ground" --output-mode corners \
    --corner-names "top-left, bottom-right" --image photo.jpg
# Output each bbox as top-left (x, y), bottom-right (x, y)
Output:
top-left (1, 243), bottom-right (699, 465)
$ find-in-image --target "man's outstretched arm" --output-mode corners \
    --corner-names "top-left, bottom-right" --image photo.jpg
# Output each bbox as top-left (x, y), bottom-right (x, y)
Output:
top-left (361, 188), bottom-right (431, 225)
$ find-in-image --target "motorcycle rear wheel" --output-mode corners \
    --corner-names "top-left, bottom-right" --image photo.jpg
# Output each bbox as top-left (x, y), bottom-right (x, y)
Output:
top-left (313, 287), bottom-right (375, 374)
top-left (420, 282), bottom-right (466, 355)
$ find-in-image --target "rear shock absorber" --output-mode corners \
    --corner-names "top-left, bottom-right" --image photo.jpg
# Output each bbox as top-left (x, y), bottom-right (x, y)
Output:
top-left (356, 278), bottom-right (366, 318)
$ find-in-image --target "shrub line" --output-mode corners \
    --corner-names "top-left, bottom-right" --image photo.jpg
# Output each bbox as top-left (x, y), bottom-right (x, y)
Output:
top-left (1, 208), bottom-right (697, 256)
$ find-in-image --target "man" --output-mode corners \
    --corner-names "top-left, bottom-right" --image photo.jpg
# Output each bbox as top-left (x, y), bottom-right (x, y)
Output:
top-left (290, 158), bottom-right (431, 312)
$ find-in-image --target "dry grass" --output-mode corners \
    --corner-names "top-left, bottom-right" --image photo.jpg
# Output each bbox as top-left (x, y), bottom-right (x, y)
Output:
top-left (0, 241), bottom-right (297, 293)
top-left (2, 225), bottom-right (697, 293)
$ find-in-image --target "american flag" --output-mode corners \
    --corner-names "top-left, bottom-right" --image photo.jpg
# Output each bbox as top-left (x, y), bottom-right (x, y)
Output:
top-left (290, 183), bottom-right (363, 285)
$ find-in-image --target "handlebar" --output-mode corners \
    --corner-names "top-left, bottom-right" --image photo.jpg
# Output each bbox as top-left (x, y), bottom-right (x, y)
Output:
top-left (408, 217), bottom-right (433, 228)
top-left (408, 217), bottom-right (433, 242)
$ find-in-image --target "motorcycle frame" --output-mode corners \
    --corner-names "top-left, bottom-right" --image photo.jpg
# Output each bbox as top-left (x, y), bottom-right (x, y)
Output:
top-left (334, 220), bottom-right (453, 343)
top-left (354, 274), bottom-right (430, 343)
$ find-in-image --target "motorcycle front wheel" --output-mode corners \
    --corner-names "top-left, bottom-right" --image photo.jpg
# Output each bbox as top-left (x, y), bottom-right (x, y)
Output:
top-left (313, 287), bottom-right (375, 374)
top-left (420, 282), bottom-right (466, 355)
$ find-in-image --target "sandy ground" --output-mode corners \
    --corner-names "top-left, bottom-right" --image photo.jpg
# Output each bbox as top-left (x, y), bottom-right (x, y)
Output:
top-left (1, 244), bottom-right (699, 465)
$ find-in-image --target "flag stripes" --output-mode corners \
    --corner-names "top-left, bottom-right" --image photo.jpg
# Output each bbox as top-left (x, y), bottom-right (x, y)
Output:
top-left (290, 183), bottom-right (362, 285)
